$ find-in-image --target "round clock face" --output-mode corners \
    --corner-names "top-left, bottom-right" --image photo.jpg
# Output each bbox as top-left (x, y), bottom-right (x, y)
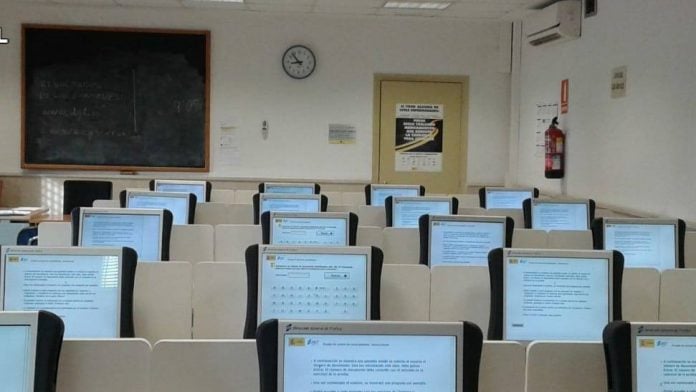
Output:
top-left (282, 45), bottom-right (316, 79)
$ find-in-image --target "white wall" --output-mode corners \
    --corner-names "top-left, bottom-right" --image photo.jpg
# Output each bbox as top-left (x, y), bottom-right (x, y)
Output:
top-left (514, 0), bottom-right (696, 221)
top-left (0, 2), bottom-right (510, 186)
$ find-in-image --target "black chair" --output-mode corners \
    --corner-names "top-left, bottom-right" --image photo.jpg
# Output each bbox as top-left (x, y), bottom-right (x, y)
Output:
top-left (17, 226), bottom-right (39, 245)
top-left (62, 180), bottom-right (113, 215)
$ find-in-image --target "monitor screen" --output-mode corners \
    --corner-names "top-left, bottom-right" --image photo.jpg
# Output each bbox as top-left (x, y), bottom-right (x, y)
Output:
top-left (257, 246), bottom-right (370, 324)
top-left (1, 247), bottom-right (122, 338)
top-left (632, 323), bottom-right (696, 392)
top-left (126, 191), bottom-right (190, 225)
top-left (264, 182), bottom-right (315, 195)
top-left (503, 249), bottom-right (611, 341)
top-left (531, 200), bottom-right (589, 231)
top-left (270, 212), bottom-right (349, 246)
top-left (429, 215), bottom-right (506, 266)
top-left (603, 219), bottom-right (678, 271)
top-left (79, 208), bottom-right (163, 262)
top-left (260, 194), bottom-right (321, 217)
top-left (392, 197), bottom-right (451, 228)
top-left (370, 184), bottom-right (421, 207)
top-left (0, 313), bottom-right (35, 392)
top-left (485, 188), bottom-right (533, 209)
top-left (279, 321), bottom-right (462, 392)
top-left (154, 180), bottom-right (206, 203)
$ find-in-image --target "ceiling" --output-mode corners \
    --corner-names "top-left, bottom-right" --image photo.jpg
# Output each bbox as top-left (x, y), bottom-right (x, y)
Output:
top-left (17, 0), bottom-right (550, 20)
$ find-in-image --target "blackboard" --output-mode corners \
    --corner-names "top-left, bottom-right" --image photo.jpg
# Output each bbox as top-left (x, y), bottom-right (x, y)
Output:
top-left (22, 25), bottom-right (210, 171)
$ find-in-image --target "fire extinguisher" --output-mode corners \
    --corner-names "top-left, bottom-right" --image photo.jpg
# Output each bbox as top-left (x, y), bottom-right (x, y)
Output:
top-left (544, 117), bottom-right (565, 178)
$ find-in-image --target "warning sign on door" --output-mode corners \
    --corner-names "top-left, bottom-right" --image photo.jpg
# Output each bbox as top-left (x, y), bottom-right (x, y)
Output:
top-left (394, 103), bottom-right (443, 172)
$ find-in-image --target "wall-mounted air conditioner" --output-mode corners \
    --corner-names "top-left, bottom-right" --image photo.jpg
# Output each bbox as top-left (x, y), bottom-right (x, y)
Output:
top-left (525, 0), bottom-right (581, 46)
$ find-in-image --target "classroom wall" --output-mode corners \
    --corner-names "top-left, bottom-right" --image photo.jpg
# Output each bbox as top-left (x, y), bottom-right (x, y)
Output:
top-left (513, 0), bottom-right (696, 221)
top-left (0, 2), bottom-right (510, 187)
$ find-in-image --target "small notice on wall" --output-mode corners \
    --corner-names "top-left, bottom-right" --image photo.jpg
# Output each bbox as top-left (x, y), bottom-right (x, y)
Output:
top-left (217, 124), bottom-right (241, 167)
top-left (394, 103), bottom-right (443, 172)
top-left (535, 103), bottom-right (559, 157)
top-left (611, 66), bottom-right (627, 98)
top-left (329, 124), bottom-right (356, 144)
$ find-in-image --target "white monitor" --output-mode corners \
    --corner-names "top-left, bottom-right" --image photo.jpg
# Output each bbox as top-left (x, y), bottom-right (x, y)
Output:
top-left (429, 215), bottom-right (506, 266)
top-left (603, 218), bottom-right (678, 271)
top-left (153, 180), bottom-right (206, 203)
top-left (126, 190), bottom-right (190, 225)
top-left (264, 182), bottom-right (315, 195)
top-left (260, 194), bottom-right (321, 218)
top-left (0, 312), bottom-right (38, 392)
top-left (392, 196), bottom-right (452, 228)
top-left (278, 320), bottom-right (462, 392)
top-left (1, 247), bottom-right (123, 338)
top-left (502, 248), bottom-right (612, 341)
top-left (485, 187), bottom-right (534, 209)
top-left (257, 246), bottom-right (371, 324)
top-left (270, 212), bottom-right (349, 246)
top-left (632, 322), bottom-right (696, 392)
top-left (78, 208), bottom-right (164, 262)
top-left (370, 184), bottom-right (421, 207)
top-left (531, 199), bottom-right (590, 231)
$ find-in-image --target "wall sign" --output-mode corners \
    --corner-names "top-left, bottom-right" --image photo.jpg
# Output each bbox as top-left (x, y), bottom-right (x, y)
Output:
top-left (394, 103), bottom-right (443, 172)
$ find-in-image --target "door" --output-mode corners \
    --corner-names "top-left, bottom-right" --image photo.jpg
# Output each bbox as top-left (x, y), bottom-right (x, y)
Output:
top-left (377, 79), bottom-right (467, 194)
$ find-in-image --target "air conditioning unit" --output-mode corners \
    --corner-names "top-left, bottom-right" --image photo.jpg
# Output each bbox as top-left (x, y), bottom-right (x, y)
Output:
top-left (525, 0), bottom-right (581, 46)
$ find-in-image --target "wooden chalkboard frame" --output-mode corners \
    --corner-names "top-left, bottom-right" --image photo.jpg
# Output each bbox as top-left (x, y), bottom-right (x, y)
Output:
top-left (21, 24), bottom-right (211, 172)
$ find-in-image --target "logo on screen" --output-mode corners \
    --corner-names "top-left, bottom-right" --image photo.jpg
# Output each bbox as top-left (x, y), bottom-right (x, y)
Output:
top-left (289, 337), bottom-right (306, 347)
top-left (509, 258), bottom-right (519, 264)
top-left (639, 339), bottom-right (655, 348)
top-left (7, 256), bottom-right (19, 263)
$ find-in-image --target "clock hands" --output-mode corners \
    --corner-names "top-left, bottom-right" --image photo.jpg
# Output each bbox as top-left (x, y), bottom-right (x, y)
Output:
top-left (290, 53), bottom-right (303, 66)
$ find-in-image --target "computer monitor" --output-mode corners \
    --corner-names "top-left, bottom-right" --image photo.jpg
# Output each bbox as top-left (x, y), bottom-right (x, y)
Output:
top-left (125, 190), bottom-right (193, 225)
top-left (76, 207), bottom-right (166, 262)
top-left (426, 215), bottom-right (507, 267)
top-left (484, 187), bottom-right (535, 209)
top-left (256, 319), bottom-right (484, 392)
top-left (262, 182), bottom-right (316, 195)
top-left (153, 180), bottom-right (207, 203)
top-left (530, 199), bottom-right (590, 231)
top-left (259, 194), bottom-right (322, 218)
top-left (0, 311), bottom-right (64, 392)
top-left (368, 184), bottom-right (422, 206)
top-left (257, 246), bottom-right (371, 324)
top-left (601, 218), bottom-right (679, 270)
top-left (1, 246), bottom-right (137, 338)
top-left (268, 212), bottom-right (350, 246)
top-left (603, 321), bottom-right (696, 392)
top-left (494, 248), bottom-right (616, 342)
top-left (390, 196), bottom-right (453, 228)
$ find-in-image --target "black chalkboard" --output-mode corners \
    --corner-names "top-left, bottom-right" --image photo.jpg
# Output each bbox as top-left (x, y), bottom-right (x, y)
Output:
top-left (22, 25), bottom-right (210, 171)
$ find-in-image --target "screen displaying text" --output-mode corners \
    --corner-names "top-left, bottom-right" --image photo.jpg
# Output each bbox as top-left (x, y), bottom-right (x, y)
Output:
top-left (0, 325), bottom-right (31, 392)
top-left (155, 183), bottom-right (205, 203)
top-left (393, 201), bottom-right (450, 228)
top-left (265, 185), bottom-right (315, 195)
top-left (81, 212), bottom-right (161, 261)
top-left (486, 190), bottom-right (531, 209)
top-left (3, 253), bottom-right (120, 338)
top-left (283, 333), bottom-right (456, 392)
top-left (128, 195), bottom-right (189, 225)
top-left (430, 220), bottom-right (504, 266)
top-left (261, 198), bottom-right (321, 215)
top-left (532, 203), bottom-right (588, 231)
top-left (272, 217), bottom-right (348, 246)
top-left (260, 253), bottom-right (368, 323)
top-left (372, 188), bottom-right (419, 207)
top-left (605, 223), bottom-right (676, 270)
top-left (505, 256), bottom-right (609, 341)
top-left (636, 336), bottom-right (696, 392)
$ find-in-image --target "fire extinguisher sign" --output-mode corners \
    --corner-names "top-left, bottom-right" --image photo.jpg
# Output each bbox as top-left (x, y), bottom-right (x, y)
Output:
top-left (560, 79), bottom-right (569, 114)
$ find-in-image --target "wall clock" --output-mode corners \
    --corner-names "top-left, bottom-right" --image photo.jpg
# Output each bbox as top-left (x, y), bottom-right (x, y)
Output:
top-left (282, 45), bottom-right (316, 79)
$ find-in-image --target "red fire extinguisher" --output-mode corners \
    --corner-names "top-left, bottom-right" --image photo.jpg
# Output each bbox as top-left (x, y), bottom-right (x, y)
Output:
top-left (545, 117), bottom-right (565, 178)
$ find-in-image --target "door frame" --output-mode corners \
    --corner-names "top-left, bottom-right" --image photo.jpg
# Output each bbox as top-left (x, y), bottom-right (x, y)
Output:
top-left (372, 74), bottom-right (470, 191)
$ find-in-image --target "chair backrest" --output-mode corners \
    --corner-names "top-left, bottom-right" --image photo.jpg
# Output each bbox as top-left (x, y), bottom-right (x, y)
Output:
top-left (341, 191), bottom-right (365, 206)
top-left (214, 224), bottom-right (261, 262)
top-left (0, 222), bottom-right (28, 245)
top-left (429, 265), bottom-right (490, 333)
top-left (210, 189), bottom-right (236, 203)
top-left (486, 208), bottom-right (524, 229)
top-left (322, 191), bottom-right (343, 205)
top-left (133, 262), bottom-right (193, 342)
top-left (92, 199), bottom-right (120, 208)
top-left (234, 189), bottom-right (256, 204)
top-left (659, 269), bottom-right (696, 321)
top-left (382, 227), bottom-right (420, 264)
top-left (450, 193), bottom-right (480, 209)
top-left (194, 203), bottom-right (231, 225)
top-left (525, 342), bottom-right (607, 392)
top-left (151, 340), bottom-right (259, 392)
top-left (547, 230), bottom-right (593, 249)
top-left (684, 231), bottom-right (696, 268)
top-left (63, 180), bottom-right (113, 215)
top-left (57, 339), bottom-right (151, 392)
top-left (169, 224), bottom-right (214, 263)
top-left (356, 226), bottom-right (383, 249)
top-left (380, 264), bottom-right (430, 321)
top-left (37, 221), bottom-right (71, 246)
top-left (192, 262), bottom-right (247, 339)
top-left (479, 341), bottom-right (526, 392)
top-left (357, 205), bottom-right (386, 228)
top-left (621, 267), bottom-right (660, 321)
top-left (511, 228), bottom-right (547, 248)
top-left (457, 207), bottom-right (486, 215)
top-left (326, 204), bottom-right (358, 214)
